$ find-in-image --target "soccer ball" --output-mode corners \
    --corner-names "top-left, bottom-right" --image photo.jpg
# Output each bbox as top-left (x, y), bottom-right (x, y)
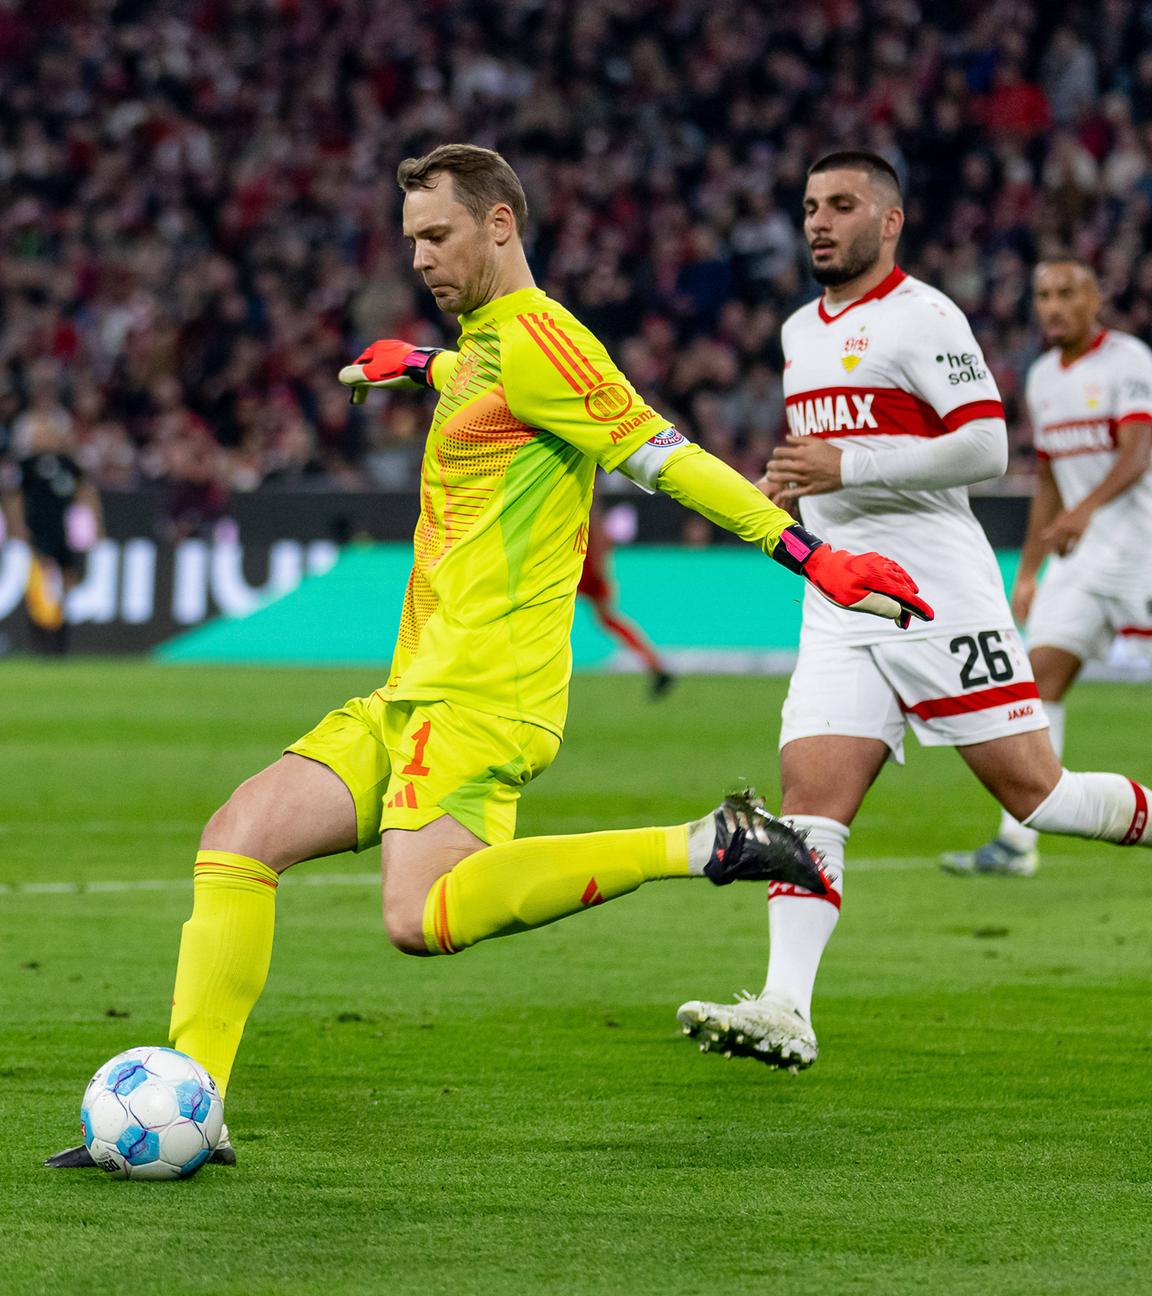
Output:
top-left (81, 1046), bottom-right (223, 1180)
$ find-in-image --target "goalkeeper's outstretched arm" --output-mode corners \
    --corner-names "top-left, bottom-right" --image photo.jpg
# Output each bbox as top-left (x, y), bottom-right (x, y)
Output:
top-left (336, 335), bottom-right (932, 627)
top-left (619, 437), bottom-right (933, 629)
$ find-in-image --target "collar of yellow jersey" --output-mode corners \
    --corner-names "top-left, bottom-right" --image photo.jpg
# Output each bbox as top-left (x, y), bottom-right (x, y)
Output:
top-left (458, 286), bottom-right (546, 332)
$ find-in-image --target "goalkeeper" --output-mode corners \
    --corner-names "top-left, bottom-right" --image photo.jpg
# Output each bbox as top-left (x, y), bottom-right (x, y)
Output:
top-left (49, 144), bottom-right (930, 1165)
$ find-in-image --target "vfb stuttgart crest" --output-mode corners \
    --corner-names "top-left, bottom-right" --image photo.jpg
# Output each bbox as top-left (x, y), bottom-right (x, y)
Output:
top-left (841, 329), bottom-right (869, 372)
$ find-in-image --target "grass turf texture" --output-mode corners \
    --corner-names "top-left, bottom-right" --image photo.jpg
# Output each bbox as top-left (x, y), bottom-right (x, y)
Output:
top-left (1, 661), bottom-right (1150, 1296)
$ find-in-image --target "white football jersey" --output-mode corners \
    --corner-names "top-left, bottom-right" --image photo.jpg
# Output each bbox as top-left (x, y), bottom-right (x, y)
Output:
top-left (1026, 330), bottom-right (1152, 594)
top-left (781, 268), bottom-right (1009, 643)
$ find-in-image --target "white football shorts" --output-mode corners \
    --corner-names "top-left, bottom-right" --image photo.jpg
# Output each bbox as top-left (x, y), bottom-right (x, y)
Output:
top-left (1027, 566), bottom-right (1152, 664)
top-left (780, 627), bottom-right (1048, 763)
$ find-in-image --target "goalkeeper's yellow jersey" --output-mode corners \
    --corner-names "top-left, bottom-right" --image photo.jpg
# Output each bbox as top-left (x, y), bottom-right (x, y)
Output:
top-left (380, 286), bottom-right (672, 738)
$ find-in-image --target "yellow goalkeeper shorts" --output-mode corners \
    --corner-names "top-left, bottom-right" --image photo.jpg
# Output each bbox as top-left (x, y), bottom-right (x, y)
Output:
top-left (285, 694), bottom-right (560, 850)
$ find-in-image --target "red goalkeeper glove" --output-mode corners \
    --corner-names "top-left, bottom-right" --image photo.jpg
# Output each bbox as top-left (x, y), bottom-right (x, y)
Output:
top-left (772, 524), bottom-right (934, 629)
top-left (338, 339), bottom-right (443, 403)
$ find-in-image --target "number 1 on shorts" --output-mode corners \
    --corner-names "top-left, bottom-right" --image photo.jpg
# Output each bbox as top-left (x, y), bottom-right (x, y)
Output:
top-left (402, 720), bottom-right (433, 776)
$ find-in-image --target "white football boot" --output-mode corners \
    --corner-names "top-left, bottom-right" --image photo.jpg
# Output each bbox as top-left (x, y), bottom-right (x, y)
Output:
top-left (677, 991), bottom-right (818, 1072)
top-left (940, 838), bottom-right (1039, 877)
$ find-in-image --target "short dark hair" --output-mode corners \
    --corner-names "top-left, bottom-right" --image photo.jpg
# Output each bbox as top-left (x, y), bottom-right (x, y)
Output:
top-left (1035, 253), bottom-right (1097, 280)
top-left (808, 150), bottom-right (903, 203)
top-left (397, 144), bottom-right (528, 234)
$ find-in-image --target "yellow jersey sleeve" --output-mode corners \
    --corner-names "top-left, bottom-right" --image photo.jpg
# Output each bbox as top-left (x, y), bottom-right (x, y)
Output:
top-left (502, 306), bottom-right (672, 471)
top-left (427, 350), bottom-right (459, 392)
top-left (656, 443), bottom-right (795, 555)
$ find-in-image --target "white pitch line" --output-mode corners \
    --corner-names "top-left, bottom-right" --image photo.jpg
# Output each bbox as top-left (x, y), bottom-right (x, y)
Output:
top-left (0, 873), bottom-right (380, 897)
top-left (0, 857), bottom-right (1095, 898)
top-left (0, 821), bottom-right (205, 836)
top-left (4, 866), bottom-right (904, 898)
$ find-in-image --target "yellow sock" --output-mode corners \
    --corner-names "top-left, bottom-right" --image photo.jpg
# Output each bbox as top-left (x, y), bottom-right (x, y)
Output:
top-left (169, 851), bottom-right (279, 1099)
top-left (423, 824), bottom-right (690, 955)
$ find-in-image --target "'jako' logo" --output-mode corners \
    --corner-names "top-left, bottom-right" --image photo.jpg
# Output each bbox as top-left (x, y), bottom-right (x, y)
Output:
top-left (584, 382), bottom-right (633, 422)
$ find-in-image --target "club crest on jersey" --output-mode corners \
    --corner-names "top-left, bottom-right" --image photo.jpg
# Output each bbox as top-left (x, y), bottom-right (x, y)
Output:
top-left (786, 392), bottom-right (879, 436)
top-left (646, 425), bottom-right (686, 448)
top-left (840, 331), bottom-right (869, 372)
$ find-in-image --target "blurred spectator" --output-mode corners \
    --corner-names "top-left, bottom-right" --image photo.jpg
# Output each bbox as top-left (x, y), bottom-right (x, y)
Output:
top-left (980, 56), bottom-right (1051, 143)
top-left (1041, 27), bottom-right (1098, 126)
top-left (1, 0), bottom-right (1151, 501)
top-left (0, 362), bottom-right (104, 651)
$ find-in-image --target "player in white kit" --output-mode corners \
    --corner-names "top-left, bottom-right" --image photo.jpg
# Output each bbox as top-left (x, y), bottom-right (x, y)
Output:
top-left (676, 153), bottom-right (1152, 1071)
top-left (942, 259), bottom-right (1152, 876)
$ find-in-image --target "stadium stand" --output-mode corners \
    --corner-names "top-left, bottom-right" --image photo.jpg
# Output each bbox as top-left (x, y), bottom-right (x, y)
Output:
top-left (2, 0), bottom-right (1151, 511)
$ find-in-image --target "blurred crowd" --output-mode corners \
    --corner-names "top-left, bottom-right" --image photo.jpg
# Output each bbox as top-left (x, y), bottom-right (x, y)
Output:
top-left (3, 0), bottom-right (1152, 526)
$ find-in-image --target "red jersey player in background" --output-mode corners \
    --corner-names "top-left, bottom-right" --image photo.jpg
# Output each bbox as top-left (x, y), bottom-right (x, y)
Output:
top-left (942, 259), bottom-right (1152, 877)
top-left (579, 500), bottom-right (675, 698)
top-left (677, 151), bottom-right (1152, 1073)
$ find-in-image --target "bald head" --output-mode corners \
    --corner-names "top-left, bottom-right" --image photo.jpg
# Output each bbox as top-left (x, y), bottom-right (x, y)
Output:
top-left (1033, 259), bottom-right (1101, 352)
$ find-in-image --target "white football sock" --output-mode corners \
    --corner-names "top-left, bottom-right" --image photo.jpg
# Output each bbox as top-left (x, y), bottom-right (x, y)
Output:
top-left (761, 815), bottom-right (847, 1021)
top-left (685, 814), bottom-right (715, 877)
top-left (997, 701), bottom-right (1065, 851)
top-left (1024, 768), bottom-right (1152, 845)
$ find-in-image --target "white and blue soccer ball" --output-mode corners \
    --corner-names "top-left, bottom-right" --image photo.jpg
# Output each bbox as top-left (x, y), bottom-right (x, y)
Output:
top-left (81, 1046), bottom-right (223, 1180)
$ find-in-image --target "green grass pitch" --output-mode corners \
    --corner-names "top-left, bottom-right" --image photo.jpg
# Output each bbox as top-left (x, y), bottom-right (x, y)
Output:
top-left (1, 661), bottom-right (1150, 1295)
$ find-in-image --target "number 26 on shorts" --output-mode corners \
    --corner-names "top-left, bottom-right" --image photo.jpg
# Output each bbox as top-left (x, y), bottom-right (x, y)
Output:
top-left (949, 630), bottom-right (1015, 689)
